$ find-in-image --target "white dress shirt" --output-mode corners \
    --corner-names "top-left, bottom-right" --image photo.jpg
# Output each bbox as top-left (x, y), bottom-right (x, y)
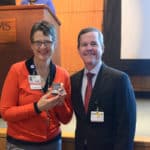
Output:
top-left (81, 61), bottom-right (102, 103)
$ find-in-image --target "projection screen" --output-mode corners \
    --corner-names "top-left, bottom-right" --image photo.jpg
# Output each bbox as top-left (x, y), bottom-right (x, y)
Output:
top-left (121, 0), bottom-right (150, 59)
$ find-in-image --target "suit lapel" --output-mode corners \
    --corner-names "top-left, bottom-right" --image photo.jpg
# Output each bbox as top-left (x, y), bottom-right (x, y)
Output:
top-left (73, 64), bottom-right (107, 117)
top-left (74, 70), bottom-right (86, 116)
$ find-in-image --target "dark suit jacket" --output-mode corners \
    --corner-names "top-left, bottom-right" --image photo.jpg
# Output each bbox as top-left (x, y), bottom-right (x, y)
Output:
top-left (71, 63), bottom-right (136, 150)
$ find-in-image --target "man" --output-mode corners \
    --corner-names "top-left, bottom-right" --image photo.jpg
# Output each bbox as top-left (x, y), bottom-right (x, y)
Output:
top-left (71, 27), bottom-right (136, 150)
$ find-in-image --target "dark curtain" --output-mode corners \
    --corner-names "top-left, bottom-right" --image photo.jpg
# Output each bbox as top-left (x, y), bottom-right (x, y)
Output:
top-left (102, 0), bottom-right (121, 70)
top-left (0, 0), bottom-right (15, 5)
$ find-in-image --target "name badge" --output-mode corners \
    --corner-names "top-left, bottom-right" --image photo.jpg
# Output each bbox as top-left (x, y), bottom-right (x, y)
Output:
top-left (28, 75), bottom-right (42, 90)
top-left (90, 111), bottom-right (104, 122)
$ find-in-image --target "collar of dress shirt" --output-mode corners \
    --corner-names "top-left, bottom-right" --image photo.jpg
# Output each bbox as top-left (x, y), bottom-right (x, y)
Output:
top-left (84, 61), bottom-right (102, 77)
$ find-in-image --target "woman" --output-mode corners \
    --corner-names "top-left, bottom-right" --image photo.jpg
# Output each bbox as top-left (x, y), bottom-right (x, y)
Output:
top-left (0, 20), bottom-right (72, 150)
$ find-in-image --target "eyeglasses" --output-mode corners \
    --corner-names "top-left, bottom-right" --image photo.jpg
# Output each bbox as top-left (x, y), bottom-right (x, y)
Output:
top-left (32, 40), bottom-right (53, 48)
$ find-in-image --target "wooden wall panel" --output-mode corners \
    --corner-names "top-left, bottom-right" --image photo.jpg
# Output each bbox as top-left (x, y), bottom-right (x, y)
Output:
top-left (53, 0), bottom-right (103, 12)
top-left (53, 0), bottom-right (104, 74)
top-left (57, 12), bottom-right (103, 74)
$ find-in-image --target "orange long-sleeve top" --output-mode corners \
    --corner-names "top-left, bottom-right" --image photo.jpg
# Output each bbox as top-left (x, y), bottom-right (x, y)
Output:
top-left (0, 60), bottom-right (73, 143)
